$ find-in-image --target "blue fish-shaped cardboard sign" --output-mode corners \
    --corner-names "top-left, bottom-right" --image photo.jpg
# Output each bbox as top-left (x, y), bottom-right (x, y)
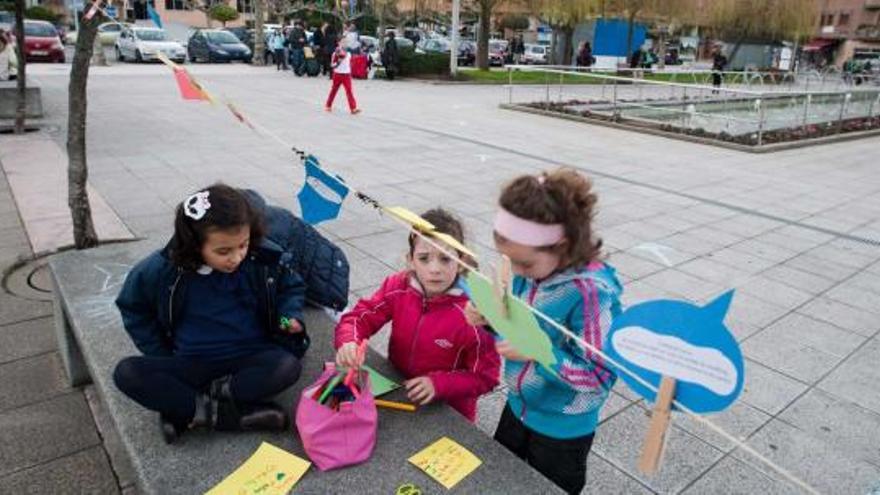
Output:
top-left (605, 290), bottom-right (744, 414)
top-left (297, 155), bottom-right (349, 225)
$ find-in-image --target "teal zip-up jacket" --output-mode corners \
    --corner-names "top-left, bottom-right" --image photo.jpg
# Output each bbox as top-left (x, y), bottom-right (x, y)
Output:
top-left (503, 261), bottom-right (623, 439)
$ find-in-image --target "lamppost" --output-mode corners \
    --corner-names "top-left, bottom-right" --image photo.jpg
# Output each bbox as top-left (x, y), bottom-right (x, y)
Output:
top-left (450, 0), bottom-right (459, 76)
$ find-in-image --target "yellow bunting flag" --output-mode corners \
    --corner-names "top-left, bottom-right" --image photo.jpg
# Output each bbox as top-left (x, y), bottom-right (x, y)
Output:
top-left (433, 232), bottom-right (477, 259)
top-left (383, 206), bottom-right (435, 232)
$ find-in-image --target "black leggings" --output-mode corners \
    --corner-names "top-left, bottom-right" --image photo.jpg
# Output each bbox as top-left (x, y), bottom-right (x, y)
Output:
top-left (494, 404), bottom-right (595, 495)
top-left (113, 347), bottom-right (301, 428)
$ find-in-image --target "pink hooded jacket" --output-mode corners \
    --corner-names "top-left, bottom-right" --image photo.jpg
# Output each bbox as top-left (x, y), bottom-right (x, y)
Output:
top-left (334, 271), bottom-right (500, 421)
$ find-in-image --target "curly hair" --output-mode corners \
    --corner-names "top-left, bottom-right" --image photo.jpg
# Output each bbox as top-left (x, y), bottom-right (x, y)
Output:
top-left (169, 184), bottom-right (265, 271)
top-left (497, 168), bottom-right (602, 268)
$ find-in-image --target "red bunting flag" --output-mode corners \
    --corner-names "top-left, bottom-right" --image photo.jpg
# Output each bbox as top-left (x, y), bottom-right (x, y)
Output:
top-left (226, 102), bottom-right (255, 129)
top-left (83, 0), bottom-right (100, 20)
top-left (173, 68), bottom-right (212, 102)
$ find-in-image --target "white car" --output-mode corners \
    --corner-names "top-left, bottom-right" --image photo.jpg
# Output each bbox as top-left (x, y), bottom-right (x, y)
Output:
top-left (523, 43), bottom-right (548, 64)
top-left (115, 27), bottom-right (185, 63)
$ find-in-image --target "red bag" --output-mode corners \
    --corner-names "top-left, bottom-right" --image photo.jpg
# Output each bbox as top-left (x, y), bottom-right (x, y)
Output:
top-left (351, 54), bottom-right (368, 79)
top-left (295, 363), bottom-right (377, 471)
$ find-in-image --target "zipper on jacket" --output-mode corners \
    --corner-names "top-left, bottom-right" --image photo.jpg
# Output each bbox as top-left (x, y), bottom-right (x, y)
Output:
top-left (264, 264), bottom-right (275, 329)
top-left (168, 270), bottom-right (183, 329)
top-left (516, 279), bottom-right (541, 422)
top-left (407, 297), bottom-right (429, 374)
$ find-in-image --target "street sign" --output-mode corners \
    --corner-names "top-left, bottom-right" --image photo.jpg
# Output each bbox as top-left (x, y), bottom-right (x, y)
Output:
top-left (105, 5), bottom-right (117, 18)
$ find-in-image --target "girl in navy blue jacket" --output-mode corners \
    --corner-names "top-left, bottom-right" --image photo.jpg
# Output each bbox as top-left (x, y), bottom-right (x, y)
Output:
top-left (114, 184), bottom-right (309, 443)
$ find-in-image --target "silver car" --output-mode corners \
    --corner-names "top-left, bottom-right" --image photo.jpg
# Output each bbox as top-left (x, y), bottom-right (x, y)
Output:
top-left (115, 27), bottom-right (185, 63)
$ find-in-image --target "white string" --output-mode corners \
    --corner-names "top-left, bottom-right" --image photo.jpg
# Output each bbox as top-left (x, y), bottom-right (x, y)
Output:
top-left (82, 8), bottom-right (819, 490)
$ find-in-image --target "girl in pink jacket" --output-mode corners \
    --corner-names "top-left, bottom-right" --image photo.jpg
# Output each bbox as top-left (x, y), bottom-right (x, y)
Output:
top-left (335, 208), bottom-right (500, 422)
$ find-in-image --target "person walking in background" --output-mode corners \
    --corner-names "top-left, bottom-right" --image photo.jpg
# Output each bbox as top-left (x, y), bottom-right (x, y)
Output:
top-left (343, 21), bottom-right (359, 54)
top-left (514, 35), bottom-right (525, 65)
top-left (321, 22), bottom-right (337, 77)
top-left (269, 29), bottom-right (287, 71)
top-left (312, 22), bottom-right (326, 74)
top-left (325, 41), bottom-right (360, 114)
top-left (381, 31), bottom-right (399, 81)
top-left (287, 20), bottom-right (307, 76)
top-left (712, 45), bottom-right (728, 94)
top-left (576, 41), bottom-right (593, 68)
top-left (0, 30), bottom-right (15, 81)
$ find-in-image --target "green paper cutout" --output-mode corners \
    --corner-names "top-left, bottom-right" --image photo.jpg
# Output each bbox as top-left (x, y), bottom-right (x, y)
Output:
top-left (340, 364), bottom-right (402, 397)
top-left (362, 364), bottom-right (402, 397)
top-left (465, 273), bottom-right (557, 371)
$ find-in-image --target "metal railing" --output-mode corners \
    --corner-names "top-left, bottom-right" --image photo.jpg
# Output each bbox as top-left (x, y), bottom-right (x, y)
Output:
top-left (503, 65), bottom-right (880, 146)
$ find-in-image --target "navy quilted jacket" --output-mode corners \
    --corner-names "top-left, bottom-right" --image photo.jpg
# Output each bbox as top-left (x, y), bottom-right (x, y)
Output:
top-left (243, 190), bottom-right (350, 311)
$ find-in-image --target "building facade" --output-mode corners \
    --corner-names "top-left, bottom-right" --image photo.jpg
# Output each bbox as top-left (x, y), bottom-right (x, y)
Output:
top-left (810, 0), bottom-right (880, 66)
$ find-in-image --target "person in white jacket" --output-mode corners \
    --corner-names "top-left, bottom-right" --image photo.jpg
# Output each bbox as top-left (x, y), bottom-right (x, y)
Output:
top-left (324, 41), bottom-right (360, 114)
top-left (0, 29), bottom-right (18, 81)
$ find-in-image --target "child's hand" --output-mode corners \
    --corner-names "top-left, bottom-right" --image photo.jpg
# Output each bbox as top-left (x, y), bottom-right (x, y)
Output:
top-left (280, 317), bottom-right (303, 334)
top-left (404, 376), bottom-right (436, 405)
top-left (496, 341), bottom-right (529, 362)
top-left (464, 302), bottom-right (487, 326)
top-left (336, 342), bottom-right (363, 369)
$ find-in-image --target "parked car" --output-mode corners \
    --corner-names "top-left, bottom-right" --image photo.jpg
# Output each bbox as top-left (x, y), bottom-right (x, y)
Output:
top-left (224, 26), bottom-right (256, 54)
top-left (65, 22), bottom-right (131, 46)
top-left (115, 27), bottom-right (185, 63)
top-left (488, 39), bottom-right (508, 66)
top-left (394, 37), bottom-right (414, 51)
top-left (522, 43), bottom-right (548, 64)
top-left (0, 10), bottom-right (13, 31)
top-left (187, 29), bottom-right (251, 63)
top-left (18, 20), bottom-right (64, 63)
top-left (416, 37), bottom-right (450, 54)
top-left (360, 35), bottom-right (379, 54)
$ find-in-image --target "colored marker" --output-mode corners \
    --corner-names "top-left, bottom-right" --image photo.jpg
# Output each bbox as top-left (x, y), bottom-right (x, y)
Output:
top-left (374, 399), bottom-right (417, 412)
top-left (318, 372), bottom-right (345, 404)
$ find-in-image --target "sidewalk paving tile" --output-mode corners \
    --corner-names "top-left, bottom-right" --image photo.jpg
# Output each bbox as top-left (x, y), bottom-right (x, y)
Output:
top-left (742, 313), bottom-right (865, 383)
top-left (0, 353), bottom-right (70, 411)
top-left (817, 338), bottom-right (880, 415)
top-left (594, 405), bottom-right (724, 494)
top-left (730, 419), bottom-right (880, 495)
top-left (0, 316), bottom-right (56, 364)
top-left (0, 393), bottom-right (101, 477)
top-left (0, 446), bottom-right (118, 494)
top-left (778, 388), bottom-right (880, 467)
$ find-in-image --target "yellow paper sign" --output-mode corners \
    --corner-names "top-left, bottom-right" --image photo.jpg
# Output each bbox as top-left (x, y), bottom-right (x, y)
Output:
top-left (204, 442), bottom-right (310, 495)
top-left (383, 206), bottom-right (435, 232)
top-left (408, 437), bottom-right (482, 490)
top-left (433, 232), bottom-right (477, 260)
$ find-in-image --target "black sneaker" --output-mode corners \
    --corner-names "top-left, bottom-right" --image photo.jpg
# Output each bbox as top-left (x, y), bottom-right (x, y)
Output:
top-left (159, 415), bottom-right (182, 444)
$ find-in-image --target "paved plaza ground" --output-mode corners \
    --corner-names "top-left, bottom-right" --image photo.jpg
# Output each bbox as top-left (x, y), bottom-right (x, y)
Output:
top-left (1, 61), bottom-right (880, 494)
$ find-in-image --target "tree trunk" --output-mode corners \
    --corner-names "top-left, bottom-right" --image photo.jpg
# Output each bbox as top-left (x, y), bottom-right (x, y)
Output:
top-left (657, 29), bottom-right (667, 69)
top-left (562, 26), bottom-right (574, 66)
top-left (67, 14), bottom-right (101, 249)
top-left (476, 2), bottom-right (490, 70)
top-left (14, 0), bottom-right (26, 134)
top-left (549, 28), bottom-right (557, 65)
top-left (253, 0), bottom-right (265, 66)
top-left (625, 11), bottom-right (636, 66)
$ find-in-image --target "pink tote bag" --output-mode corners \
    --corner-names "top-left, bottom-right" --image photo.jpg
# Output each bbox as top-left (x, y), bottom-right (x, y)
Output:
top-left (295, 363), bottom-right (377, 471)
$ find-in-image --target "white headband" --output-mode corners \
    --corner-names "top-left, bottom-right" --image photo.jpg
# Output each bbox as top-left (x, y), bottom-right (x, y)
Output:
top-left (183, 191), bottom-right (211, 220)
top-left (493, 207), bottom-right (565, 247)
